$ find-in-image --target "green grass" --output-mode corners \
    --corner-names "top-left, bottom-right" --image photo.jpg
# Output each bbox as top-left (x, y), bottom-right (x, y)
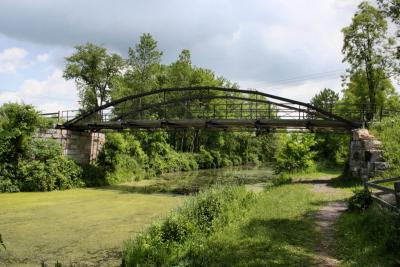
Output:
top-left (0, 188), bottom-right (183, 266)
top-left (123, 182), bottom-right (351, 266)
top-left (335, 204), bottom-right (400, 267)
top-left (287, 165), bottom-right (344, 181)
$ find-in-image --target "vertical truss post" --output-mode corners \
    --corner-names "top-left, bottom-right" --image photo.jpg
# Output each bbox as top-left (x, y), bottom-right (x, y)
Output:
top-left (298, 105), bottom-right (301, 120)
top-left (213, 104), bottom-right (216, 119)
top-left (225, 99), bottom-right (228, 119)
top-left (255, 94), bottom-right (258, 119)
top-left (163, 91), bottom-right (167, 119)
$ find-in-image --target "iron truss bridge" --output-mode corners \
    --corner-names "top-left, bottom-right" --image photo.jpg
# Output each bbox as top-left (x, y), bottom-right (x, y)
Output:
top-left (46, 87), bottom-right (398, 133)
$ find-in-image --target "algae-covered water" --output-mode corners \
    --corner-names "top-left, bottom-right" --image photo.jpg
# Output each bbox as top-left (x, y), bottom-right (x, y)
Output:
top-left (0, 165), bottom-right (274, 266)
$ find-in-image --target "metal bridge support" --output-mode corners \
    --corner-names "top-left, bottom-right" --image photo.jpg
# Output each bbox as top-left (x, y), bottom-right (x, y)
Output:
top-left (36, 129), bottom-right (105, 164)
top-left (349, 129), bottom-right (388, 178)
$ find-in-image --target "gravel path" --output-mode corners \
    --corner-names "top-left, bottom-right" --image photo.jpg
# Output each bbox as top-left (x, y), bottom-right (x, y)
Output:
top-left (312, 183), bottom-right (347, 267)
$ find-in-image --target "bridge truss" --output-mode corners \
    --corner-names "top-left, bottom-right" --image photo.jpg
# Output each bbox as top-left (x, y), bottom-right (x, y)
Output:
top-left (51, 87), bottom-right (394, 133)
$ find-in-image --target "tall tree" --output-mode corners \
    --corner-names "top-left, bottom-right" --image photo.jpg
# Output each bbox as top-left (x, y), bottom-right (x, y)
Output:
top-left (342, 1), bottom-right (397, 120)
top-left (63, 43), bottom-right (124, 110)
top-left (342, 70), bottom-right (400, 113)
top-left (310, 88), bottom-right (339, 113)
top-left (377, 0), bottom-right (400, 25)
top-left (127, 33), bottom-right (163, 93)
top-left (309, 89), bottom-right (348, 164)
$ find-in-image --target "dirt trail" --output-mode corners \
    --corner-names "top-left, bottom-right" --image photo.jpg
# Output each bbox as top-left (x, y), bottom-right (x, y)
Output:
top-left (312, 182), bottom-right (347, 267)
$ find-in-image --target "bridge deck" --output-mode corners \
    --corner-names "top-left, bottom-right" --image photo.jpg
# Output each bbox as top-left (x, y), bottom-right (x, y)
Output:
top-left (57, 119), bottom-right (357, 131)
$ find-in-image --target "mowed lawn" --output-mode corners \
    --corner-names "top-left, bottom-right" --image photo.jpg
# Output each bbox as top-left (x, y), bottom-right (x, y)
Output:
top-left (0, 188), bottom-right (183, 266)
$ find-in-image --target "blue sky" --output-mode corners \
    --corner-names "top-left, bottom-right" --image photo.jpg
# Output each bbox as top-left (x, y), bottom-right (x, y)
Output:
top-left (0, 0), bottom-right (372, 112)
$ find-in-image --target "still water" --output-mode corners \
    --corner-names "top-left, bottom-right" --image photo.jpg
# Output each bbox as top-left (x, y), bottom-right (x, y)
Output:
top-left (116, 164), bottom-right (276, 194)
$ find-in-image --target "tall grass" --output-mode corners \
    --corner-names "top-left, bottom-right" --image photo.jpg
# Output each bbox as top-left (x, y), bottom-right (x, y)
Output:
top-left (335, 204), bottom-right (400, 266)
top-left (122, 186), bottom-right (255, 266)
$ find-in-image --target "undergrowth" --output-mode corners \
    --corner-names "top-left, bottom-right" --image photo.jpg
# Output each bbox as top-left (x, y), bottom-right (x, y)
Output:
top-left (335, 204), bottom-right (400, 266)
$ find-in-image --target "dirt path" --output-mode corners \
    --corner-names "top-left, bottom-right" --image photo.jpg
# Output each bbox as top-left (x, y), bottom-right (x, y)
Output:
top-left (312, 182), bottom-right (347, 267)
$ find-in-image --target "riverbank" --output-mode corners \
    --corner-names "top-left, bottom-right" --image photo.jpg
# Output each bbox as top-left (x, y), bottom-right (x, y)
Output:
top-left (0, 165), bottom-right (275, 266)
top-left (122, 177), bottom-right (352, 266)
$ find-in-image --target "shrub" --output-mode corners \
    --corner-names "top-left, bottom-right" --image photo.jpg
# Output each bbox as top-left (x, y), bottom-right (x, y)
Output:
top-left (370, 115), bottom-right (400, 177)
top-left (0, 103), bottom-right (83, 192)
top-left (123, 186), bottom-right (255, 266)
top-left (275, 133), bottom-right (316, 173)
top-left (81, 164), bottom-right (106, 187)
top-left (195, 148), bottom-right (214, 169)
top-left (348, 189), bottom-right (372, 211)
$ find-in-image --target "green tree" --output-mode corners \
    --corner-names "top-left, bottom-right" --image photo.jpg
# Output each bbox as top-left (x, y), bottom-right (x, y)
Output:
top-left (377, 0), bottom-right (400, 25)
top-left (63, 43), bottom-right (124, 110)
top-left (127, 33), bottom-right (163, 93)
top-left (342, 70), bottom-right (400, 113)
top-left (342, 1), bottom-right (397, 120)
top-left (310, 89), bottom-right (349, 164)
top-left (310, 88), bottom-right (339, 113)
top-left (0, 103), bottom-right (44, 169)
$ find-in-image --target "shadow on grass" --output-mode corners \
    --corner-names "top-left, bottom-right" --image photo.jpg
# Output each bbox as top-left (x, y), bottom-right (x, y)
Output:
top-left (94, 183), bottom-right (198, 195)
top-left (293, 173), bottom-right (363, 189)
top-left (186, 218), bottom-right (318, 266)
top-left (328, 175), bottom-right (363, 189)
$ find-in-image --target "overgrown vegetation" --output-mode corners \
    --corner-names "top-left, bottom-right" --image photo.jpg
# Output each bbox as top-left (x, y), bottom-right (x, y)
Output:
top-left (123, 186), bottom-right (255, 266)
top-left (347, 189), bottom-right (373, 211)
top-left (123, 184), bottom-right (344, 266)
top-left (335, 204), bottom-right (400, 266)
top-left (370, 115), bottom-right (400, 177)
top-left (0, 103), bottom-right (83, 192)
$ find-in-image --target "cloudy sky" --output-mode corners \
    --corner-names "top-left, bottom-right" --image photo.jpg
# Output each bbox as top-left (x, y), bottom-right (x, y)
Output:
top-left (0, 0), bottom-right (365, 112)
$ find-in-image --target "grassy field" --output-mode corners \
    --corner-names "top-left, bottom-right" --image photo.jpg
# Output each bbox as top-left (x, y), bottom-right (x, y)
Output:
top-left (0, 189), bottom-right (183, 266)
top-left (123, 180), bottom-right (352, 266)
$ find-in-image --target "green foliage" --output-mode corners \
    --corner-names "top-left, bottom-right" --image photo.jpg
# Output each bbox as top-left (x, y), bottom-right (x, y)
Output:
top-left (97, 132), bottom-right (147, 184)
top-left (310, 88), bottom-right (350, 165)
top-left (342, 1), bottom-right (398, 119)
top-left (271, 173), bottom-right (293, 186)
top-left (347, 189), bottom-right (373, 211)
top-left (123, 186), bottom-right (255, 266)
top-left (275, 133), bottom-right (316, 173)
top-left (63, 43), bottom-right (124, 110)
top-left (370, 115), bottom-right (400, 177)
top-left (310, 88), bottom-right (339, 112)
top-left (341, 70), bottom-right (400, 116)
top-left (377, 0), bottom-right (400, 25)
top-left (0, 103), bottom-right (83, 192)
top-left (335, 204), bottom-right (399, 266)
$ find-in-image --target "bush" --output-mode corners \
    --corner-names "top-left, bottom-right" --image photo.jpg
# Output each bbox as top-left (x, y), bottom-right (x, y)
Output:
top-left (336, 204), bottom-right (400, 265)
top-left (348, 189), bottom-right (372, 211)
top-left (81, 164), bottom-right (106, 187)
top-left (275, 133), bottom-right (316, 173)
top-left (195, 148), bottom-right (215, 169)
top-left (370, 115), bottom-right (400, 177)
top-left (123, 186), bottom-right (255, 266)
top-left (0, 103), bottom-right (85, 192)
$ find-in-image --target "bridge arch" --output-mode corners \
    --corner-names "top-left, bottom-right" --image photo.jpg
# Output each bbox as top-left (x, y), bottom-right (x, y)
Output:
top-left (59, 86), bottom-right (362, 131)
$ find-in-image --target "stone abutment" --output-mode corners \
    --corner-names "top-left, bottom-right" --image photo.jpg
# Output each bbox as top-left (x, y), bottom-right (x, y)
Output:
top-left (36, 129), bottom-right (105, 164)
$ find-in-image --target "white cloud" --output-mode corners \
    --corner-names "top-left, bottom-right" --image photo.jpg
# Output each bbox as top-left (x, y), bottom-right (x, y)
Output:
top-left (239, 76), bottom-right (343, 103)
top-left (36, 53), bottom-right (49, 62)
top-left (0, 47), bottom-right (28, 73)
top-left (0, 69), bottom-right (79, 112)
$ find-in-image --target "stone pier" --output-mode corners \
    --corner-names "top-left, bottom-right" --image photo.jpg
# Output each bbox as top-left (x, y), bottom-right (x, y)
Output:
top-left (36, 129), bottom-right (105, 164)
top-left (349, 129), bottom-right (388, 178)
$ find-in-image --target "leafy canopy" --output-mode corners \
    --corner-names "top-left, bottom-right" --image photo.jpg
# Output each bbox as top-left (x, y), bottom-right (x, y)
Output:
top-left (63, 43), bottom-right (124, 110)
